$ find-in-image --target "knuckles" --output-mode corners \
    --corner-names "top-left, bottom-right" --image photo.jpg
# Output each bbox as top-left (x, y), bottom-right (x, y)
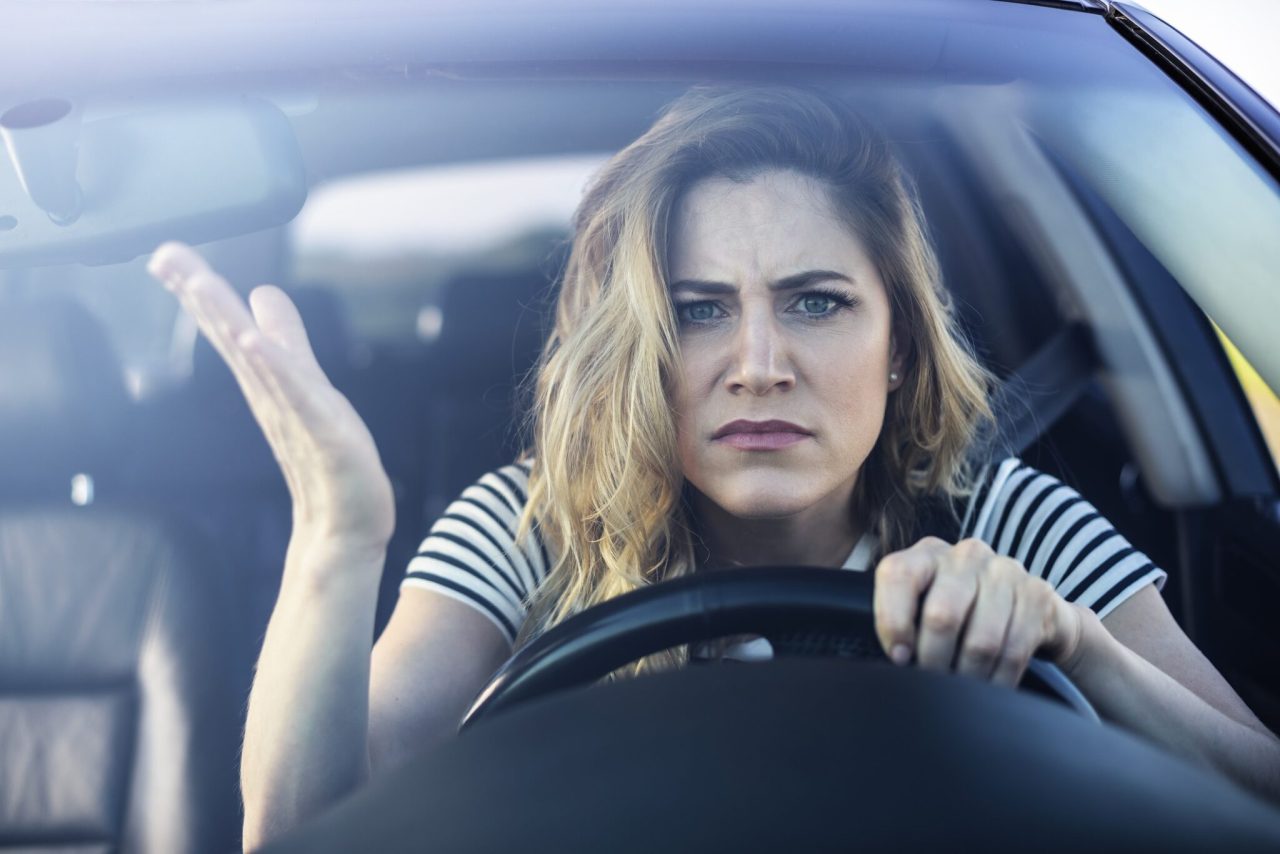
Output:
top-left (914, 535), bottom-right (949, 552)
top-left (876, 536), bottom-right (1064, 680)
top-left (951, 537), bottom-right (992, 561)
top-left (921, 602), bottom-right (963, 634)
top-left (874, 553), bottom-right (911, 584)
top-left (982, 555), bottom-right (1022, 585)
top-left (960, 637), bottom-right (1002, 664)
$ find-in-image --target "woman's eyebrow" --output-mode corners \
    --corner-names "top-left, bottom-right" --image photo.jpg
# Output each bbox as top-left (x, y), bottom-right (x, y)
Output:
top-left (669, 270), bottom-right (855, 295)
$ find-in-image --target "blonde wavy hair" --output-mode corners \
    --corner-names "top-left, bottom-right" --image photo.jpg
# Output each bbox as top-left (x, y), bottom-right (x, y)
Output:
top-left (514, 85), bottom-right (994, 665)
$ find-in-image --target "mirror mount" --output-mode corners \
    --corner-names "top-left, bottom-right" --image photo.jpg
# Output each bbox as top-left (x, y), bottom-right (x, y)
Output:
top-left (1, 98), bottom-right (85, 226)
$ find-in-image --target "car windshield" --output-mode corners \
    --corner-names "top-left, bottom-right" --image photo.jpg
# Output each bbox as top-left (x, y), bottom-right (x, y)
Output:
top-left (11, 1), bottom-right (1276, 483)
top-left (4, 2), bottom-right (1280, 849)
top-left (3, 8), bottom-right (1272, 353)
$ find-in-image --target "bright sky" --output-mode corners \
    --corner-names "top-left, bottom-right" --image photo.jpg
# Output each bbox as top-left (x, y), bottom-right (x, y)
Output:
top-left (1138, 0), bottom-right (1280, 109)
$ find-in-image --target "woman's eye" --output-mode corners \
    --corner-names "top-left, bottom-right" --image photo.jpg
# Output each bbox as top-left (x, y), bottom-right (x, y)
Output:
top-left (800, 295), bottom-right (836, 315)
top-left (795, 290), bottom-right (857, 317)
top-left (678, 301), bottom-right (719, 323)
top-left (676, 291), bottom-right (852, 326)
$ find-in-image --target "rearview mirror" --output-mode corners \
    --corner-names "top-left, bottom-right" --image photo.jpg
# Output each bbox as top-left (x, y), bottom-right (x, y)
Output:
top-left (0, 95), bottom-right (307, 268)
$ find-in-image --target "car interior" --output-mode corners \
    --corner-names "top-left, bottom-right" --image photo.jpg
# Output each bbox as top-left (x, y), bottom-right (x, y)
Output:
top-left (3, 2), bottom-right (1280, 851)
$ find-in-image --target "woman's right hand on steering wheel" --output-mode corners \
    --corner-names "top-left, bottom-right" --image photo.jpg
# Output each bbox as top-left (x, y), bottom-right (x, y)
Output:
top-left (147, 241), bottom-right (396, 555)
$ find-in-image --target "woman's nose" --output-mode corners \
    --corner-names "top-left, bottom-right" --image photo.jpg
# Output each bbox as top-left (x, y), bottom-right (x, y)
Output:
top-left (724, 309), bottom-right (795, 395)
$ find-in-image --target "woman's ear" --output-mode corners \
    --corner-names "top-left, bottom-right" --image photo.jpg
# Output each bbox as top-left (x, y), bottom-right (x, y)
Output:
top-left (888, 321), bottom-right (909, 391)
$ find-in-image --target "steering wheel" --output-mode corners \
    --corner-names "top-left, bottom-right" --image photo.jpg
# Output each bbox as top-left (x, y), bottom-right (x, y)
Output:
top-left (460, 567), bottom-right (1098, 730)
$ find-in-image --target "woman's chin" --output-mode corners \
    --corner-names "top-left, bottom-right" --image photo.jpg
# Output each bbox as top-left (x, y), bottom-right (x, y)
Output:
top-left (722, 498), bottom-right (815, 519)
top-left (699, 478), bottom-right (828, 520)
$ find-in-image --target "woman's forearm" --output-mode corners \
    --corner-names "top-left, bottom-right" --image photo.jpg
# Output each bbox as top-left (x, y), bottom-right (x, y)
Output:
top-left (240, 534), bottom-right (387, 850)
top-left (1064, 609), bottom-right (1280, 804)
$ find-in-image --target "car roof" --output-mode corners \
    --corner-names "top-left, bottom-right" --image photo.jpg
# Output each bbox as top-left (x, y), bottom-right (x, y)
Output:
top-left (1, 0), bottom-right (1142, 191)
top-left (0, 1), bottom-right (1118, 98)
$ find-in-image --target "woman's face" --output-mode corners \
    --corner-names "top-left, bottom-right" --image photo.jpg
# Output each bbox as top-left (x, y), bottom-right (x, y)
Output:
top-left (669, 169), bottom-right (904, 522)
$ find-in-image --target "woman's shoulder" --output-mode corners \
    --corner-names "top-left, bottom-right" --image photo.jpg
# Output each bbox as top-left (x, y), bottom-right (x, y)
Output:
top-left (959, 454), bottom-right (1097, 542)
top-left (454, 459), bottom-right (536, 517)
top-left (959, 455), bottom-right (1089, 536)
top-left (955, 455), bottom-right (1023, 538)
top-left (910, 456), bottom-right (1021, 544)
top-left (401, 458), bottom-right (546, 645)
top-left (961, 455), bottom-right (1168, 619)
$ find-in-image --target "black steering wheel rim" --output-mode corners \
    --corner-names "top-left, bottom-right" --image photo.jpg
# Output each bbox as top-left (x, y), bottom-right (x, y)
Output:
top-left (460, 566), bottom-right (1098, 730)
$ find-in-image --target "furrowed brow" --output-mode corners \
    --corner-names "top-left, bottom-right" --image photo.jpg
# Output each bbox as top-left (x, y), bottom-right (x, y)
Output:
top-left (770, 270), bottom-right (855, 291)
top-left (668, 270), bottom-right (854, 295)
top-left (668, 279), bottom-right (736, 296)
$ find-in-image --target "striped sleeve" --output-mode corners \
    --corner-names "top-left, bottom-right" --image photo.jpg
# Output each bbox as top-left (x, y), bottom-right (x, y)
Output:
top-left (965, 457), bottom-right (1168, 620)
top-left (400, 461), bottom-right (550, 645)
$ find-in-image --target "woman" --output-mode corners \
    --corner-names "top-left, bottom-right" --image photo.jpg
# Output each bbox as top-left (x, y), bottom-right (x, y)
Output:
top-left (148, 86), bottom-right (1280, 847)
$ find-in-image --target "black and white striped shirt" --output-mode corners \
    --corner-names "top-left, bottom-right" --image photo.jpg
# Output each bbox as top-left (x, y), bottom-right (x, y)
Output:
top-left (401, 457), bottom-right (1167, 645)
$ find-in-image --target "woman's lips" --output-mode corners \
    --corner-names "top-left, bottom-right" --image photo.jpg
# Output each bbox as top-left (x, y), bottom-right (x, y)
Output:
top-left (711, 419), bottom-right (813, 451)
top-left (716, 431), bottom-right (810, 451)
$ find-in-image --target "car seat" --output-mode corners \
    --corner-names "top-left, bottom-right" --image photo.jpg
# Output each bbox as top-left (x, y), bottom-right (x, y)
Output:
top-left (0, 296), bottom-right (243, 853)
top-left (420, 267), bottom-right (554, 519)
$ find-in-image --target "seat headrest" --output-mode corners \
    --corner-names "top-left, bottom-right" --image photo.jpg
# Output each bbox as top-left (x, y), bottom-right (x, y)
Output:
top-left (432, 270), bottom-right (553, 388)
top-left (0, 296), bottom-right (129, 495)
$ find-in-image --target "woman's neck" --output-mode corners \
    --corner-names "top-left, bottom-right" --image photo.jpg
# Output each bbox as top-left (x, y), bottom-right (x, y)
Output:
top-left (687, 488), bottom-right (862, 570)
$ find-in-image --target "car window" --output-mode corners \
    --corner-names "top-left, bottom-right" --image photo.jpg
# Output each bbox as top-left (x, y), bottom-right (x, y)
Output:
top-left (1013, 53), bottom-right (1280, 491)
top-left (1215, 329), bottom-right (1280, 476)
top-left (1026, 61), bottom-right (1280, 475)
top-left (288, 154), bottom-right (606, 349)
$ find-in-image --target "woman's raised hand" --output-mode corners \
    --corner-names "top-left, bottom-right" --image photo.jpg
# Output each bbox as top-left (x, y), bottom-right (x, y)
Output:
top-left (147, 242), bottom-right (396, 554)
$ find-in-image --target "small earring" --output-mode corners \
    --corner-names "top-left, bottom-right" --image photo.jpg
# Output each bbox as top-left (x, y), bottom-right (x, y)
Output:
top-left (889, 371), bottom-right (900, 383)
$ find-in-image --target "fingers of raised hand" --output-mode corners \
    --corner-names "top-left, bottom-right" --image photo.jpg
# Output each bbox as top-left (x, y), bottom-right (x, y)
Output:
top-left (146, 243), bottom-right (324, 464)
top-left (873, 537), bottom-right (948, 666)
top-left (148, 243), bottom-right (321, 407)
top-left (150, 243), bottom-right (252, 340)
top-left (148, 243), bottom-right (265, 386)
top-left (248, 285), bottom-right (326, 379)
top-left (235, 328), bottom-right (327, 425)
